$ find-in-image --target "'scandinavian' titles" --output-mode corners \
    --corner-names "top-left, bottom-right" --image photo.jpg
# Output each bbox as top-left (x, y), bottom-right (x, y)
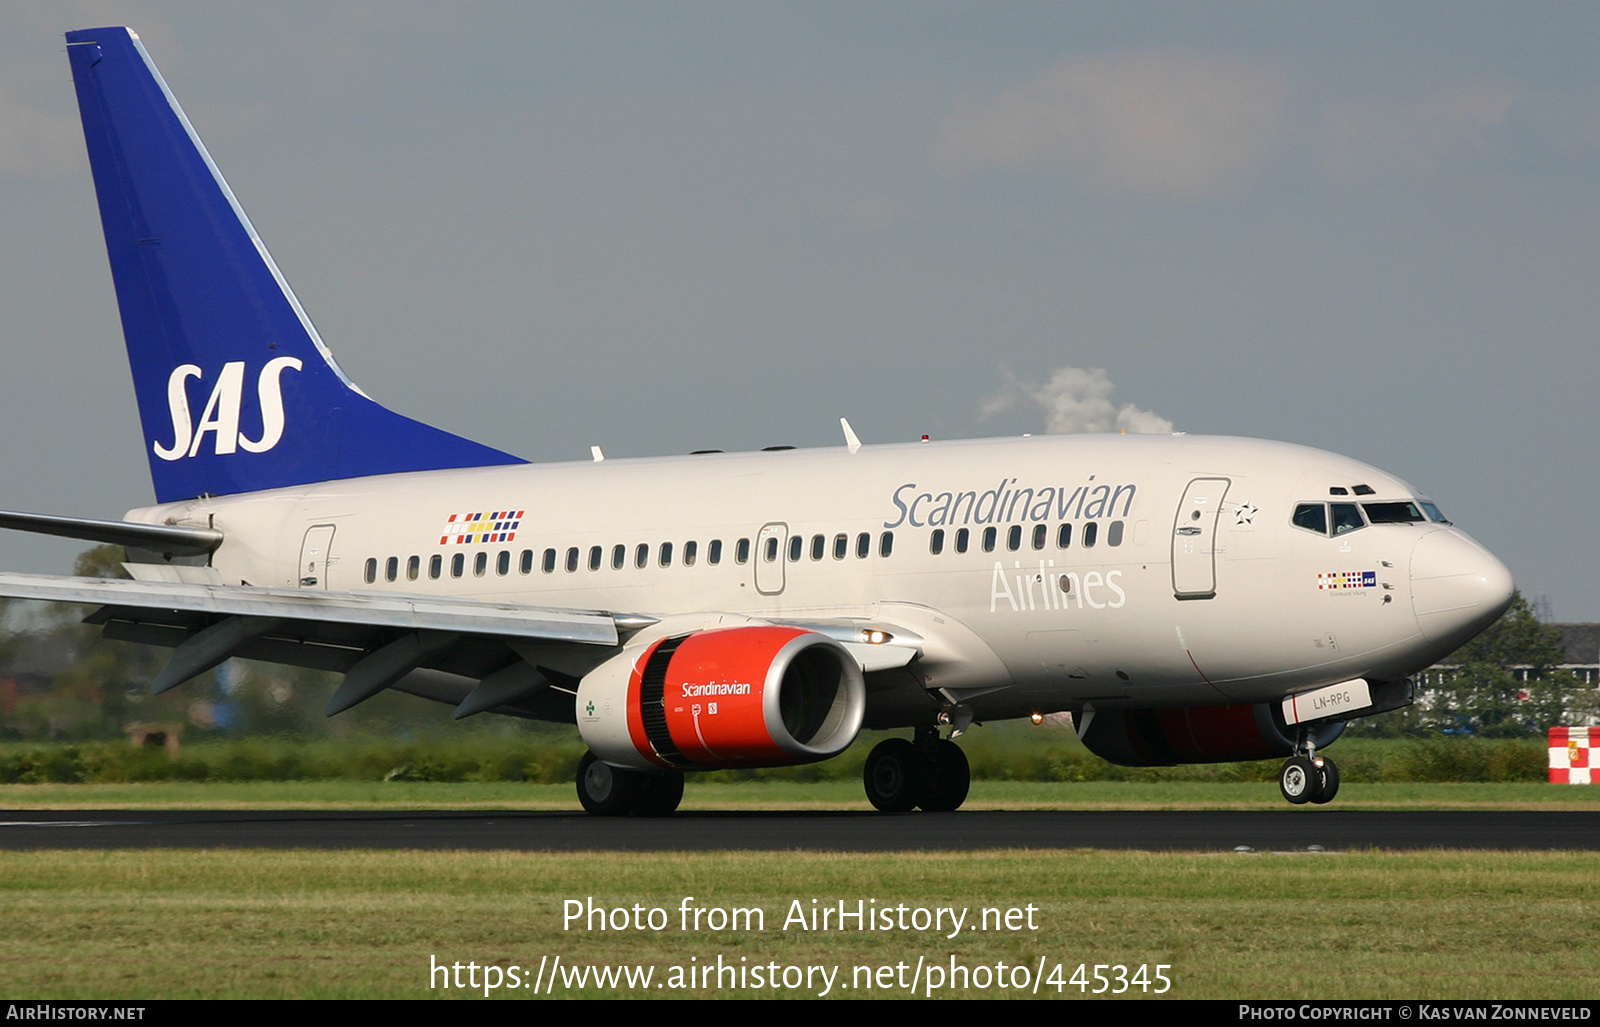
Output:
top-left (883, 479), bottom-right (1137, 530)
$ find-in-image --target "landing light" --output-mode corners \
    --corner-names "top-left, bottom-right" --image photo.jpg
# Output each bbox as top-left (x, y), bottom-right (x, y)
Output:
top-left (1030, 712), bottom-right (1044, 725)
top-left (859, 629), bottom-right (893, 645)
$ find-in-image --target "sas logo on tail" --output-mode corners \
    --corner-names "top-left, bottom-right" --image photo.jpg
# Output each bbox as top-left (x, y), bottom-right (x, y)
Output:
top-left (152, 358), bottom-right (303, 461)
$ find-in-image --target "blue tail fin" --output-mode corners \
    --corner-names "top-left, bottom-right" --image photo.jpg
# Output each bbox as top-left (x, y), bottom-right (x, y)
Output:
top-left (65, 27), bottom-right (525, 504)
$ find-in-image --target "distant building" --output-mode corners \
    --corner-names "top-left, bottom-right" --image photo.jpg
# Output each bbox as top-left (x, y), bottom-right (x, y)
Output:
top-left (1552, 624), bottom-right (1600, 686)
top-left (1414, 623), bottom-right (1600, 689)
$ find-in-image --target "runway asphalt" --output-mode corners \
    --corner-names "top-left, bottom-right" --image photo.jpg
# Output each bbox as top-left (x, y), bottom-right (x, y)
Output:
top-left (0, 809), bottom-right (1595, 851)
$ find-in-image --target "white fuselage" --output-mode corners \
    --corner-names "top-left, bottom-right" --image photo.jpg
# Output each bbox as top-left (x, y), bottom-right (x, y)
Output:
top-left (125, 432), bottom-right (1512, 725)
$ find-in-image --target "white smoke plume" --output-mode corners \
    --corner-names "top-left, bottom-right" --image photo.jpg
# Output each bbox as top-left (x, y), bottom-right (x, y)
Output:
top-left (981, 366), bottom-right (1174, 434)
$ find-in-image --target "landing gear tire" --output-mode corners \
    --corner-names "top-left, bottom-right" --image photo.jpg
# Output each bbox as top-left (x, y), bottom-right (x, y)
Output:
top-left (864, 738), bottom-right (927, 812)
top-left (1279, 756), bottom-right (1317, 805)
top-left (918, 739), bottom-right (971, 812)
top-left (576, 751), bottom-right (684, 817)
top-left (1310, 756), bottom-right (1340, 805)
top-left (636, 770), bottom-right (685, 816)
top-left (577, 751), bottom-right (637, 816)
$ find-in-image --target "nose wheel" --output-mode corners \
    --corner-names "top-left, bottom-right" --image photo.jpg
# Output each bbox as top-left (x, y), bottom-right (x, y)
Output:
top-left (1279, 754), bottom-right (1339, 805)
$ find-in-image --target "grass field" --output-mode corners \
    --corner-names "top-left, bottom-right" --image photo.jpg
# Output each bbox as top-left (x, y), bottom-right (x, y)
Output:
top-left (1, 780), bottom-right (1598, 999)
top-left (0, 847), bottom-right (1595, 999)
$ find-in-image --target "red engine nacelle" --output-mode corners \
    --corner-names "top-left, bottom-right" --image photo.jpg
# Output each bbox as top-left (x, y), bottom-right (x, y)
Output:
top-left (1077, 704), bottom-right (1345, 766)
top-left (576, 626), bottom-right (866, 771)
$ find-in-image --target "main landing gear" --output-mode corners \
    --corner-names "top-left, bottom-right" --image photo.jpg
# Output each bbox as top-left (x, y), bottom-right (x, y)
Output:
top-left (863, 727), bottom-right (971, 813)
top-left (576, 751), bottom-right (684, 817)
top-left (1278, 753), bottom-right (1340, 805)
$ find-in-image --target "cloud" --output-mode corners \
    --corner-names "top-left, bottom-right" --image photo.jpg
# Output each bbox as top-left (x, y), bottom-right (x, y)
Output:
top-left (0, 85), bottom-right (78, 178)
top-left (1321, 81), bottom-right (1517, 185)
top-left (982, 366), bottom-right (1173, 434)
top-left (938, 50), bottom-right (1288, 197)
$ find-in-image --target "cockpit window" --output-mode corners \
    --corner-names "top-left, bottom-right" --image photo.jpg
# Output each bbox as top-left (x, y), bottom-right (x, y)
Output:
top-left (1420, 501), bottom-right (1450, 524)
top-left (1293, 503), bottom-right (1328, 535)
top-left (1330, 503), bottom-right (1364, 535)
top-left (1362, 501), bottom-right (1425, 524)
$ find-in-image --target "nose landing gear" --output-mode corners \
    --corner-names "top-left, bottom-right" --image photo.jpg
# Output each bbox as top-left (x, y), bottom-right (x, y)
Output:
top-left (1279, 750), bottom-right (1340, 805)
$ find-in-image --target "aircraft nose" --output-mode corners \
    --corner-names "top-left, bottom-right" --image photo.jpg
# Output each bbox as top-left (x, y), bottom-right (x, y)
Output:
top-left (1410, 530), bottom-right (1515, 648)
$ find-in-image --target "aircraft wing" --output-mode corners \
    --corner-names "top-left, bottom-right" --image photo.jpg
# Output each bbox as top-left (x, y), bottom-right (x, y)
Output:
top-left (0, 571), bottom-right (629, 643)
top-left (0, 571), bottom-right (648, 717)
top-left (0, 572), bottom-right (922, 720)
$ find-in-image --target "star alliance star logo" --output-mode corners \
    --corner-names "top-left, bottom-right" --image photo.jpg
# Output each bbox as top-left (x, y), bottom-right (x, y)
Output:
top-left (1234, 502), bottom-right (1258, 525)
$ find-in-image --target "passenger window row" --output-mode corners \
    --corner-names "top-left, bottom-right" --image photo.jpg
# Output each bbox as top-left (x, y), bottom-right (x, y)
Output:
top-left (359, 530), bottom-right (902, 584)
top-left (927, 520), bottom-right (1125, 555)
top-left (778, 532), bottom-right (895, 563)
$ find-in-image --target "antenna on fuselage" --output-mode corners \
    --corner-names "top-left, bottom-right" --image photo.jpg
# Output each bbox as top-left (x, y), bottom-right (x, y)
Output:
top-left (840, 418), bottom-right (862, 455)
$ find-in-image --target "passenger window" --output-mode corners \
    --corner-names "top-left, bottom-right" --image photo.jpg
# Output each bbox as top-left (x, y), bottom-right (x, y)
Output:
top-left (982, 527), bottom-right (997, 553)
top-left (1293, 503), bottom-right (1328, 535)
top-left (788, 536), bottom-right (802, 562)
top-left (406, 556), bottom-right (419, 580)
top-left (612, 544), bottom-right (626, 570)
top-left (1007, 525), bottom-right (1022, 551)
top-left (543, 548), bottom-right (556, 573)
top-left (1057, 523), bottom-right (1072, 548)
top-left (764, 537), bottom-right (779, 563)
top-left (429, 554), bottom-right (442, 579)
top-left (497, 551), bottom-right (510, 576)
top-left (684, 541), bottom-right (697, 566)
top-left (1331, 504), bottom-right (1364, 536)
top-left (833, 534), bottom-right (848, 560)
top-left (930, 529), bottom-right (944, 555)
top-left (810, 534), bottom-right (825, 561)
top-left (565, 547), bottom-right (579, 573)
top-left (660, 542), bottom-right (673, 567)
top-left (709, 540), bottom-right (723, 565)
top-left (736, 538), bottom-right (750, 564)
top-left (636, 543), bottom-right (649, 569)
top-left (364, 558), bottom-right (377, 584)
top-left (476, 552), bottom-right (489, 577)
top-left (1082, 522), bottom-right (1098, 548)
top-left (1107, 521), bottom-right (1124, 547)
top-left (1032, 524), bottom-right (1047, 550)
top-left (955, 528), bottom-right (969, 553)
top-left (879, 532), bottom-right (894, 557)
top-left (385, 556), bottom-right (398, 582)
top-left (588, 546), bottom-right (602, 571)
top-left (453, 553), bottom-right (466, 577)
top-left (520, 550), bottom-right (533, 574)
top-left (856, 533), bottom-right (870, 559)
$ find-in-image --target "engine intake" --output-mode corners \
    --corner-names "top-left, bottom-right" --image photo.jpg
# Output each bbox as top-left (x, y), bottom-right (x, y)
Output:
top-left (577, 626), bottom-right (865, 770)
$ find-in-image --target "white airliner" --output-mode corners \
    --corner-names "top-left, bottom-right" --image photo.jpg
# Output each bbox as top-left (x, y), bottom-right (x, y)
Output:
top-left (0, 27), bottom-right (1515, 815)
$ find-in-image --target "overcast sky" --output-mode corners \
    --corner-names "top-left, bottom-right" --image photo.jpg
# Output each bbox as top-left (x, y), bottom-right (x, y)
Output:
top-left (1, 2), bottom-right (1597, 618)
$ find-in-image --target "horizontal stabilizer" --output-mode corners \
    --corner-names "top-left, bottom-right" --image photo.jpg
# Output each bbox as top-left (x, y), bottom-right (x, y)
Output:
top-left (0, 509), bottom-right (221, 557)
